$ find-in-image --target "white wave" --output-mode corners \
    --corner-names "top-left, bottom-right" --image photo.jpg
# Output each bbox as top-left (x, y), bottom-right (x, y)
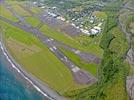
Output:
top-left (0, 41), bottom-right (54, 100)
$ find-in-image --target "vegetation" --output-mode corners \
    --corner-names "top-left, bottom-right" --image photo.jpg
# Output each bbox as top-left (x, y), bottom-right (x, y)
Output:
top-left (93, 11), bottom-right (107, 20)
top-left (0, 20), bottom-right (87, 95)
top-left (0, 0), bottom-right (131, 99)
top-left (126, 14), bottom-right (134, 35)
top-left (77, 26), bottom-right (129, 100)
top-left (11, 4), bottom-right (31, 16)
top-left (0, 5), bottom-right (18, 22)
top-left (25, 17), bottom-right (41, 27)
top-left (40, 25), bottom-right (103, 57)
top-left (59, 47), bottom-right (98, 76)
top-left (76, 1), bottom-right (129, 99)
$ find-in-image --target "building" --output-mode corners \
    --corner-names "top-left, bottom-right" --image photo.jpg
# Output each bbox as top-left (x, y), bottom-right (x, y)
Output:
top-left (94, 26), bottom-right (101, 32)
top-left (90, 29), bottom-right (99, 35)
top-left (57, 16), bottom-right (66, 21)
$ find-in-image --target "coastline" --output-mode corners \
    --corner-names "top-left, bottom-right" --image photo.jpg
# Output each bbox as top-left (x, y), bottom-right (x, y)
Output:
top-left (0, 35), bottom-right (67, 100)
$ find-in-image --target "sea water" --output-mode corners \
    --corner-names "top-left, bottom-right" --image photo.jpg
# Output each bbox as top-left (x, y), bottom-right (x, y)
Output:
top-left (0, 50), bottom-right (46, 100)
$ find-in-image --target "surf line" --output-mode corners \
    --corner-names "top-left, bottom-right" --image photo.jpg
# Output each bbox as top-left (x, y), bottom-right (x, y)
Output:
top-left (0, 41), bottom-right (54, 100)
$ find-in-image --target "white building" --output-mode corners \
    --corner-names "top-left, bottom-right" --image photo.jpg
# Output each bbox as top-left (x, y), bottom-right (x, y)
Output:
top-left (94, 26), bottom-right (101, 32)
top-left (57, 16), bottom-right (66, 21)
top-left (91, 29), bottom-right (99, 35)
top-left (48, 12), bottom-right (57, 17)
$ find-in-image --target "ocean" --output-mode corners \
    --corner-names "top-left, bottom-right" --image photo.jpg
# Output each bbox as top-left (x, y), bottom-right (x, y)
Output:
top-left (0, 49), bottom-right (46, 100)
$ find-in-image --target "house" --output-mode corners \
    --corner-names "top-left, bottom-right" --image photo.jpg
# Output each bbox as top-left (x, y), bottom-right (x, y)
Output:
top-left (98, 23), bottom-right (102, 27)
top-left (94, 26), bottom-right (101, 32)
top-left (71, 23), bottom-right (75, 27)
top-left (80, 29), bottom-right (90, 35)
top-left (48, 12), bottom-right (57, 18)
top-left (90, 20), bottom-right (94, 23)
top-left (57, 16), bottom-right (66, 21)
top-left (91, 29), bottom-right (99, 35)
top-left (41, 6), bottom-right (45, 9)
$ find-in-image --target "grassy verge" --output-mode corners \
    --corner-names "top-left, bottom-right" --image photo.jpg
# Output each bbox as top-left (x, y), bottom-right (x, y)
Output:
top-left (0, 5), bottom-right (18, 22)
top-left (25, 16), bottom-right (41, 27)
top-left (126, 14), bottom-right (134, 36)
top-left (5, 1), bottom-right (103, 57)
top-left (31, 7), bottom-right (42, 14)
top-left (59, 47), bottom-right (98, 76)
top-left (76, 1), bottom-right (129, 98)
top-left (11, 4), bottom-right (31, 16)
top-left (40, 25), bottom-right (103, 57)
top-left (0, 20), bottom-right (87, 95)
top-left (77, 26), bottom-right (129, 100)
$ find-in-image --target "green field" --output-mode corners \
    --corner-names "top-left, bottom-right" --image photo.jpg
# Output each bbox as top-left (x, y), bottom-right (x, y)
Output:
top-left (77, 0), bottom-right (129, 98)
top-left (0, 5), bottom-right (18, 22)
top-left (2, 1), bottom-right (104, 58)
top-left (25, 16), bottom-right (41, 27)
top-left (1, 0), bottom-right (130, 99)
top-left (0, 20), bottom-right (87, 95)
top-left (77, 26), bottom-right (129, 100)
top-left (0, 1), bottom-right (100, 95)
top-left (93, 11), bottom-right (107, 20)
top-left (11, 4), bottom-right (31, 16)
top-left (31, 6), bottom-right (42, 14)
top-left (59, 47), bottom-right (98, 76)
top-left (40, 25), bottom-right (103, 57)
top-left (109, 27), bottom-right (128, 57)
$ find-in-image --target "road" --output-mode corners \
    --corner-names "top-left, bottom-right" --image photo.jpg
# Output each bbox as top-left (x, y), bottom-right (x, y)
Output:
top-left (0, 3), bottom-right (97, 85)
top-left (19, 3), bottom-right (82, 37)
top-left (0, 34), bottom-right (66, 100)
top-left (18, 3), bottom-right (101, 64)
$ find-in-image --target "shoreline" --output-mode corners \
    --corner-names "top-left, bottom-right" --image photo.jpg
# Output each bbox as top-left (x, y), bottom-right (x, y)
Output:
top-left (0, 36), bottom-right (67, 100)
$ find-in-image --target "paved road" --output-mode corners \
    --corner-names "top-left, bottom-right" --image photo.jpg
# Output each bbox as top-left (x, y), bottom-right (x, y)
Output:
top-left (0, 34), bottom-right (67, 100)
top-left (52, 41), bottom-right (101, 64)
top-left (18, 3), bottom-right (101, 64)
top-left (5, 2), bottom-right (101, 65)
top-left (19, 3), bottom-right (82, 37)
top-left (0, 14), bottom-right (96, 85)
top-left (6, 2), bottom-right (101, 64)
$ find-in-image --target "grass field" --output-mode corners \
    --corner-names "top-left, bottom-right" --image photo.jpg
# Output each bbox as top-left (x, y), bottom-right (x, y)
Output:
top-left (98, 26), bottom-right (129, 100)
top-left (31, 7), bottom-right (42, 14)
top-left (93, 11), bottom-right (107, 19)
top-left (1, 1), bottom-right (104, 58)
top-left (130, 22), bottom-right (134, 34)
top-left (109, 27), bottom-right (128, 57)
top-left (0, 20), bottom-right (87, 95)
top-left (40, 25), bottom-right (103, 57)
top-left (11, 4), bottom-right (31, 16)
top-left (105, 65), bottom-right (129, 100)
top-left (25, 17), bottom-right (41, 27)
top-left (0, 5), bottom-right (18, 22)
top-left (59, 47), bottom-right (98, 76)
